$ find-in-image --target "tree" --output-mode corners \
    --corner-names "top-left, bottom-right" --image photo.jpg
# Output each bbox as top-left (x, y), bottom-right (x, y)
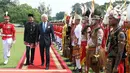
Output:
top-left (0, 0), bottom-right (19, 22)
top-left (56, 11), bottom-right (65, 20)
top-left (0, 0), bottom-right (49, 24)
top-left (38, 2), bottom-right (52, 16)
top-left (0, 0), bottom-right (16, 12)
top-left (38, 2), bottom-right (52, 21)
top-left (38, 2), bottom-right (46, 14)
top-left (48, 16), bottom-right (53, 21)
top-left (8, 4), bottom-right (41, 24)
top-left (72, 3), bottom-right (81, 15)
top-left (12, 0), bottom-right (20, 6)
top-left (45, 5), bottom-right (52, 16)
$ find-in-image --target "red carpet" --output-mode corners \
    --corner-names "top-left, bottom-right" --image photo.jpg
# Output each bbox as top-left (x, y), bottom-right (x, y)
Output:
top-left (0, 45), bottom-right (72, 73)
top-left (0, 69), bottom-right (69, 73)
top-left (28, 46), bottom-right (57, 69)
top-left (14, 45), bottom-right (72, 73)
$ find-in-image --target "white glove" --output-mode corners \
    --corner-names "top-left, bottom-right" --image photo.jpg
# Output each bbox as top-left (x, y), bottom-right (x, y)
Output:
top-left (13, 40), bottom-right (16, 44)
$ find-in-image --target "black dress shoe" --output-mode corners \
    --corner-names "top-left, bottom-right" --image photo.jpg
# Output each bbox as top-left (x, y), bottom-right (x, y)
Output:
top-left (7, 56), bottom-right (10, 58)
top-left (24, 63), bottom-right (30, 66)
top-left (45, 66), bottom-right (49, 70)
top-left (79, 68), bottom-right (82, 73)
top-left (30, 63), bottom-right (34, 65)
top-left (41, 63), bottom-right (44, 66)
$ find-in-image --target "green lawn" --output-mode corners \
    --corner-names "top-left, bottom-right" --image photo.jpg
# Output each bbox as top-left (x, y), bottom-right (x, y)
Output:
top-left (0, 28), bottom-right (25, 68)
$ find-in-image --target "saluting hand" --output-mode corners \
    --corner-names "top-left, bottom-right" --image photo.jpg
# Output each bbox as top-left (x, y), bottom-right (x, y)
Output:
top-left (13, 40), bottom-right (16, 44)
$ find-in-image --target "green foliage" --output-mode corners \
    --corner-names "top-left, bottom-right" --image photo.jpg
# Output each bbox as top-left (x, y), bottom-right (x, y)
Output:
top-left (72, 3), bottom-right (82, 15)
top-left (7, 4), bottom-right (41, 24)
top-left (56, 11), bottom-right (65, 20)
top-left (0, 0), bottom-right (50, 24)
top-left (48, 16), bottom-right (53, 21)
top-left (0, 0), bottom-right (16, 12)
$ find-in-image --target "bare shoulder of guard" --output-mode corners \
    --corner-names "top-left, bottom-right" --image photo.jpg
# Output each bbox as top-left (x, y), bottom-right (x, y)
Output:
top-left (118, 31), bottom-right (126, 41)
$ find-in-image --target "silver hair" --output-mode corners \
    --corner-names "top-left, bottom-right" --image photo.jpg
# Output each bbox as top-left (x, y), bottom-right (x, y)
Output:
top-left (41, 14), bottom-right (48, 19)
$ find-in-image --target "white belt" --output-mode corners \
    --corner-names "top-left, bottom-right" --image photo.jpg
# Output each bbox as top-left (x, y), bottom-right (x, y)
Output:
top-left (0, 34), bottom-right (12, 36)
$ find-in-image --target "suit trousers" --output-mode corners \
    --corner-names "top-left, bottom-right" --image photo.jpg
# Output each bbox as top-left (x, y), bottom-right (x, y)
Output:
top-left (39, 43), bottom-right (50, 67)
top-left (26, 46), bottom-right (35, 64)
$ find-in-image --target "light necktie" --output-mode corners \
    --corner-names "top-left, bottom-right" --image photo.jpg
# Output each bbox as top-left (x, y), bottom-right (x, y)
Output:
top-left (43, 22), bottom-right (45, 32)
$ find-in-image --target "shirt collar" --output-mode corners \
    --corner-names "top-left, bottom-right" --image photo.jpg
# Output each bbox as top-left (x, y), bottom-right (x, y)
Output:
top-left (43, 22), bottom-right (47, 24)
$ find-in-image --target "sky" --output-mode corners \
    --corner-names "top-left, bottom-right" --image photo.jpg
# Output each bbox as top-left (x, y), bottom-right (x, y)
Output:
top-left (19, 0), bottom-right (116, 17)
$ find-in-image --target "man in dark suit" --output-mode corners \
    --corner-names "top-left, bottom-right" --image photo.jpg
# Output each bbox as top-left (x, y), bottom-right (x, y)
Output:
top-left (24, 14), bottom-right (38, 65)
top-left (37, 14), bottom-right (55, 70)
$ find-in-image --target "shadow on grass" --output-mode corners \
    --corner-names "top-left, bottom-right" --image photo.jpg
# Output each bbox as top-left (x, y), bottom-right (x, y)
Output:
top-left (67, 63), bottom-right (73, 66)
top-left (0, 62), bottom-right (4, 66)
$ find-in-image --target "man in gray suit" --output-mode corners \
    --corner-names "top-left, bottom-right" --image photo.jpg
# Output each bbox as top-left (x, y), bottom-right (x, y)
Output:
top-left (37, 14), bottom-right (55, 70)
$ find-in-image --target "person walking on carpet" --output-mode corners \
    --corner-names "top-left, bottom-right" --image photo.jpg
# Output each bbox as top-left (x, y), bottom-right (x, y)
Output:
top-left (24, 14), bottom-right (38, 66)
top-left (37, 14), bottom-right (55, 70)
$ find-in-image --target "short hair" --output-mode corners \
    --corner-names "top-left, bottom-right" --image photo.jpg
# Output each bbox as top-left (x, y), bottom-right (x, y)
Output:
top-left (41, 14), bottom-right (48, 19)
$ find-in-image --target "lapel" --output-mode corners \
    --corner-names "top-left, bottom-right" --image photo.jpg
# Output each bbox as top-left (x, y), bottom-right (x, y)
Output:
top-left (45, 22), bottom-right (48, 31)
top-left (40, 22), bottom-right (50, 33)
top-left (45, 22), bottom-right (50, 32)
top-left (40, 22), bottom-right (43, 32)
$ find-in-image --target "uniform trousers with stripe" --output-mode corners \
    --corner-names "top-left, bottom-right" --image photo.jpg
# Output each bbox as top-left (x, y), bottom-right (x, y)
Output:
top-left (2, 38), bottom-right (13, 60)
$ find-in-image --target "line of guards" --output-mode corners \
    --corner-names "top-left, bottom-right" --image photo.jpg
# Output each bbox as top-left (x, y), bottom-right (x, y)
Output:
top-left (51, 4), bottom-right (130, 73)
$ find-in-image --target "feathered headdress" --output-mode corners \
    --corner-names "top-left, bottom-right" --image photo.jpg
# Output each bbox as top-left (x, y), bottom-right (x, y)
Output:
top-left (4, 11), bottom-right (10, 19)
top-left (103, 0), bottom-right (127, 26)
top-left (80, 3), bottom-right (88, 16)
top-left (102, 0), bottom-right (113, 25)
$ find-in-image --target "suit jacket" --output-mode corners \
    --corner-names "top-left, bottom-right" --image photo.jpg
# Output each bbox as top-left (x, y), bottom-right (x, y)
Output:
top-left (37, 22), bottom-right (55, 47)
top-left (24, 22), bottom-right (38, 43)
